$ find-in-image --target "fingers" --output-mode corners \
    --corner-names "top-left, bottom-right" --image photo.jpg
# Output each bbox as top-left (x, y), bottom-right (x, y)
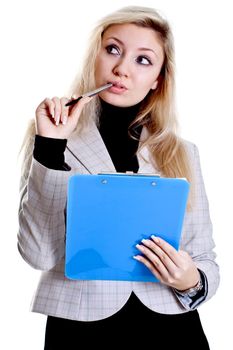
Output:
top-left (69, 96), bottom-right (92, 116)
top-left (134, 236), bottom-right (199, 290)
top-left (51, 97), bottom-right (62, 125)
top-left (136, 236), bottom-right (180, 271)
top-left (60, 97), bottom-right (69, 125)
top-left (134, 236), bottom-right (182, 282)
top-left (65, 96), bottom-right (92, 127)
top-left (135, 242), bottom-right (170, 279)
top-left (133, 254), bottom-right (163, 281)
top-left (151, 236), bottom-right (183, 265)
top-left (35, 95), bottom-right (93, 139)
top-left (36, 98), bottom-right (54, 120)
top-left (50, 96), bottom-right (78, 125)
top-left (43, 98), bottom-right (55, 119)
top-left (37, 96), bottom-right (71, 126)
top-left (51, 96), bottom-right (92, 126)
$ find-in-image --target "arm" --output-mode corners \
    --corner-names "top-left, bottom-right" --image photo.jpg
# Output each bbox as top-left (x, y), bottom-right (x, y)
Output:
top-left (134, 143), bottom-right (220, 308)
top-left (17, 135), bottom-right (71, 270)
top-left (179, 143), bottom-right (220, 304)
top-left (17, 96), bottom-right (93, 271)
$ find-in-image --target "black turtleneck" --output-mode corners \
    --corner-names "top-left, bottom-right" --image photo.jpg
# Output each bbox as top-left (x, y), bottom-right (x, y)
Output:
top-left (33, 99), bottom-right (142, 172)
top-left (98, 99), bottom-right (142, 173)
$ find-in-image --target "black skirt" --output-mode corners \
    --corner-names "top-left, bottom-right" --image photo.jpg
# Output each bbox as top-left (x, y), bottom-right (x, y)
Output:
top-left (44, 292), bottom-right (210, 349)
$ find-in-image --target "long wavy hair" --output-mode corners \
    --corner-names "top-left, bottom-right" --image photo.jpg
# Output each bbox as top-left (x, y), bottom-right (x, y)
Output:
top-left (20, 6), bottom-right (193, 205)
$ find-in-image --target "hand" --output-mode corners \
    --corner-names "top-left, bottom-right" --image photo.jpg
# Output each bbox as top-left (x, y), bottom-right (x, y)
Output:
top-left (134, 236), bottom-right (200, 291)
top-left (35, 96), bottom-right (92, 139)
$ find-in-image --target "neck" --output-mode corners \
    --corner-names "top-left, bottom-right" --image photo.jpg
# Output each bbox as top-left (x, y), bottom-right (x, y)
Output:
top-left (98, 98), bottom-right (142, 173)
top-left (99, 98), bottom-right (141, 123)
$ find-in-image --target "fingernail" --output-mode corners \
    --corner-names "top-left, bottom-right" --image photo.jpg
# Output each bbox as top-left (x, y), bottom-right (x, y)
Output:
top-left (62, 116), bottom-right (67, 125)
top-left (141, 239), bottom-right (147, 243)
top-left (133, 255), bottom-right (140, 260)
top-left (151, 235), bottom-right (159, 243)
top-left (55, 115), bottom-right (60, 125)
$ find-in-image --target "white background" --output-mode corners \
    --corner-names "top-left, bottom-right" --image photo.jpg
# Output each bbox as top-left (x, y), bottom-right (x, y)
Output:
top-left (0, 0), bottom-right (232, 349)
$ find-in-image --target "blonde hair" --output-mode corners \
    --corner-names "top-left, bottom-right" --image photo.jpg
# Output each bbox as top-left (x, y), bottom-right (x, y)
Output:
top-left (21, 6), bottom-right (193, 206)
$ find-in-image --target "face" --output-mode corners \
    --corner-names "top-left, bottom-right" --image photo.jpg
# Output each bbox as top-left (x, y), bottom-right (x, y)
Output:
top-left (95, 23), bottom-right (165, 107)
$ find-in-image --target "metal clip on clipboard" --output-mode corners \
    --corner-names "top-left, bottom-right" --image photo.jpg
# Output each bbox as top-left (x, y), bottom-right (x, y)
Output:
top-left (97, 172), bottom-right (161, 186)
top-left (98, 171), bottom-right (161, 176)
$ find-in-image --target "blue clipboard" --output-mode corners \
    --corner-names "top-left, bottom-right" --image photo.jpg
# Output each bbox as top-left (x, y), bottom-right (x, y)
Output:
top-left (65, 173), bottom-right (190, 282)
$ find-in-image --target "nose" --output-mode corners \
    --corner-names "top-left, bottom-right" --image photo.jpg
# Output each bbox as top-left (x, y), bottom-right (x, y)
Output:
top-left (112, 57), bottom-right (130, 78)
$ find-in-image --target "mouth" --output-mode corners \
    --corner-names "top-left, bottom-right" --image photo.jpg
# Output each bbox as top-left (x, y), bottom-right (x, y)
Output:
top-left (107, 81), bottom-right (128, 94)
top-left (110, 81), bottom-right (127, 89)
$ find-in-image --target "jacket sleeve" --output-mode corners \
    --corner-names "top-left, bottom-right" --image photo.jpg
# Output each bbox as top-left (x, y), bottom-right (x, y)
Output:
top-left (17, 136), bottom-right (71, 271)
top-left (178, 143), bottom-right (220, 306)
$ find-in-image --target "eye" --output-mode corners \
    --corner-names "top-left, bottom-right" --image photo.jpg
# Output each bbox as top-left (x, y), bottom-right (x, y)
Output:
top-left (136, 56), bottom-right (152, 65)
top-left (106, 44), bottom-right (120, 56)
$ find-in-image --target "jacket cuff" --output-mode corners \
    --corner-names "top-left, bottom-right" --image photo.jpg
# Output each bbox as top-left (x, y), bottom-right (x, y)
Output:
top-left (33, 134), bottom-right (71, 171)
top-left (173, 269), bottom-right (208, 310)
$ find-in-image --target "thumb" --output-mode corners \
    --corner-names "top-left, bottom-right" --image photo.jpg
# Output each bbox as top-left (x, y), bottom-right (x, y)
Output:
top-left (69, 96), bottom-right (93, 119)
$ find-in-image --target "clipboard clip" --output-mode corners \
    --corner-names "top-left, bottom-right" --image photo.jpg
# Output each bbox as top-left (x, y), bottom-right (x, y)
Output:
top-left (98, 171), bottom-right (161, 177)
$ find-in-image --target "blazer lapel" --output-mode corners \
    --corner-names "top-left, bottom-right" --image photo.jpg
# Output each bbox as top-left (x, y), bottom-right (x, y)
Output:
top-left (67, 121), bottom-right (159, 175)
top-left (67, 120), bottom-right (116, 174)
top-left (137, 127), bottom-right (160, 175)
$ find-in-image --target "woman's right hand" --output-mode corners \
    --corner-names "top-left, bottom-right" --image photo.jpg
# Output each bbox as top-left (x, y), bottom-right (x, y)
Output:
top-left (35, 96), bottom-right (92, 139)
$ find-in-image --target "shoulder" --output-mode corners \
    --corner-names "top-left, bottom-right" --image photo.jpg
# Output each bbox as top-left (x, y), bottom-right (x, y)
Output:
top-left (180, 138), bottom-right (200, 159)
top-left (180, 139), bottom-right (205, 188)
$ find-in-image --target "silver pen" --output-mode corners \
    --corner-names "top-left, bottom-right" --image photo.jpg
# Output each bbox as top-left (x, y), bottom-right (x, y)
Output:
top-left (65, 83), bottom-right (113, 107)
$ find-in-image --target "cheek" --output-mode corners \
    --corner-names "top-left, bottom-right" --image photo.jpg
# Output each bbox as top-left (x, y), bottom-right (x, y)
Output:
top-left (134, 76), bottom-right (155, 94)
top-left (95, 56), bottom-right (110, 80)
top-left (135, 70), bottom-right (159, 91)
top-left (95, 57), bottom-right (102, 77)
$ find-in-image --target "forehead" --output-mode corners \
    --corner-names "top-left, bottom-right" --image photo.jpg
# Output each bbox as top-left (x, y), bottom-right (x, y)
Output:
top-left (102, 23), bottom-right (164, 54)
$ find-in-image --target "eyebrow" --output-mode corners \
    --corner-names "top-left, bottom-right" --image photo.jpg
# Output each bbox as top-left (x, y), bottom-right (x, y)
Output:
top-left (105, 36), bottom-right (158, 57)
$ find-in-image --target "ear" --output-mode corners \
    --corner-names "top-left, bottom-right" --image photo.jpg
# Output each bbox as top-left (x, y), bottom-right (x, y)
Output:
top-left (151, 80), bottom-right (158, 90)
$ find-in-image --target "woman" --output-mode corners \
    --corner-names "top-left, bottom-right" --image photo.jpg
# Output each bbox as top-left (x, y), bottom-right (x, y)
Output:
top-left (18, 6), bottom-right (219, 349)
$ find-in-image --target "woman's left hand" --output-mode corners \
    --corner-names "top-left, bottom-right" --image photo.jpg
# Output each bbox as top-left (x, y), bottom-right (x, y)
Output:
top-left (134, 236), bottom-right (200, 291)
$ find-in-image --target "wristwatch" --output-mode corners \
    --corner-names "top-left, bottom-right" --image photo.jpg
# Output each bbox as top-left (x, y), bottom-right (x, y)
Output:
top-left (176, 278), bottom-right (203, 298)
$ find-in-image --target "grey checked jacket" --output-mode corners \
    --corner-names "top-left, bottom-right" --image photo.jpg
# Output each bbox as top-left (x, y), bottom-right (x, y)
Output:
top-left (18, 122), bottom-right (220, 321)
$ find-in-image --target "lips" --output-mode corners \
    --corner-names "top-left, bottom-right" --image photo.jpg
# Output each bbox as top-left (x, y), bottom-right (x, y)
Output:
top-left (106, 81), bottom-right (128, 95)
top-left (108, 81), bottom-right (127, 89)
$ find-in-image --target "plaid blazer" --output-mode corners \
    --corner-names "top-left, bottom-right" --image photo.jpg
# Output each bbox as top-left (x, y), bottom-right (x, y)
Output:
top-left (18, 122), bottom-right (220, 321)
